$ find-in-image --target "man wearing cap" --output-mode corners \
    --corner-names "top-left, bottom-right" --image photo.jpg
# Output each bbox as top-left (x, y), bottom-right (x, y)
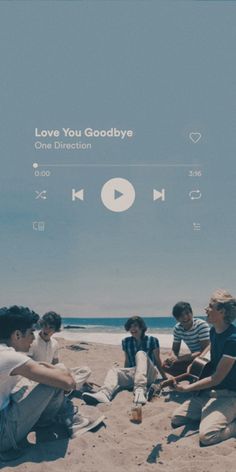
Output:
top-left (171, 289), bottom-right (236, 446)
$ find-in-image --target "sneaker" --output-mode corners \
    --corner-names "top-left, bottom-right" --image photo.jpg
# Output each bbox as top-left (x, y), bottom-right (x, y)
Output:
top-left (79, 382), bottom-right (96, 394)
top-left (147, 383), bottom-right (162, 401)
top-left (68, 414), bottom-right (106, 438)
top-left (82, 390), bottom-right (110, 405)
top-left (134, 388), bottom-right (147, 405)
top-left (64, 413), bottom-right (90, 428)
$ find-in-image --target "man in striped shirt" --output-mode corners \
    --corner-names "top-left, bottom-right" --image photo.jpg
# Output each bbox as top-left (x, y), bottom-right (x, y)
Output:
top-left (83, 316), bottom-right (168, 406)
top-left (163, 301), bottom-right (210, 376)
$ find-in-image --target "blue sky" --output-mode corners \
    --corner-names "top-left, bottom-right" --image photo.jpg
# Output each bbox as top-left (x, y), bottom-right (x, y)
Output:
top-left (0, 0), bottom-right (235, 317)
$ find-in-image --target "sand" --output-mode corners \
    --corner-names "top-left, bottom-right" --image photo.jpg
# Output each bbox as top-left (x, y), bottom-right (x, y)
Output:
top-left (1, 338), bottom-right (236, 472)
top-left (56, 331), bottom-right (174, 349)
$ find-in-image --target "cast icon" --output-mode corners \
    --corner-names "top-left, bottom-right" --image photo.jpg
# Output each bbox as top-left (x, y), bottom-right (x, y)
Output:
top-left (32, 221), bottom-right (45, 231)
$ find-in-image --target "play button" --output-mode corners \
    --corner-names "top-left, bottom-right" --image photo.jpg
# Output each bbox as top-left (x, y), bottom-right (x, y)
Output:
top-left (101, 178), bottom-right (135, 212)
top-left (114, 189), bottom-right (123, 200)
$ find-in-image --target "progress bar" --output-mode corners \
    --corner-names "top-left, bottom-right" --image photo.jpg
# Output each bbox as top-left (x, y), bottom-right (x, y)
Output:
top-left (33, 163), bottom-right (203, 168)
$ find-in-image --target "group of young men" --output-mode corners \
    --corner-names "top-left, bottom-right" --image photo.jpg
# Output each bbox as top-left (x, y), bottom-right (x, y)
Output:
top-left (1, 288), bottom-right (236, 460)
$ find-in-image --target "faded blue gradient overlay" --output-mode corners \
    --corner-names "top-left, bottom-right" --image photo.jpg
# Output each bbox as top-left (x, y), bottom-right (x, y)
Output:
top-left (0, 0), bottom-right (235, 316)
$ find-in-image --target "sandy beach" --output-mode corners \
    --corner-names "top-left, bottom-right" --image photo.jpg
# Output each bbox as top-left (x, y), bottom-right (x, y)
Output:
top-left (1, 338), bottom-right (236, 472)
top-left (56, 331), bottom-right (175, 349)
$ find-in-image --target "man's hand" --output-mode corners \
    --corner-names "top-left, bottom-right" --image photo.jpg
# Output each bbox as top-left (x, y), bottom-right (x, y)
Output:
top-left (161, 373), bottom-right (177, 388)
top-left (164, 373), bottom-right (176, 382)
top-left (38, 362), bottom-right (55, 369)
top-left (173, 383), bottom-right (189, 392)
top-left (163, 355), bottom-right (178, 367)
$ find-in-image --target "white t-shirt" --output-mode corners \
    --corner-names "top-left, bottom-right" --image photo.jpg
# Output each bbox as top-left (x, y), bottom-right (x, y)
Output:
top-left (28, 333), bottom-right (59, 364)
top-left (0, 344), bottom-right (30, 411)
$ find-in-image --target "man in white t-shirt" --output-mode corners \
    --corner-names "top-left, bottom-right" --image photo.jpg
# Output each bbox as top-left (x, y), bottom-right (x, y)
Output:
top-left (29, 312), bottom-right (61, 364)
top-left (163, 301), bottom-right (210, 376)
top-left (29, 311), bottom-right (91, 390)
top-left (0, 306), bottom-right (104, 460)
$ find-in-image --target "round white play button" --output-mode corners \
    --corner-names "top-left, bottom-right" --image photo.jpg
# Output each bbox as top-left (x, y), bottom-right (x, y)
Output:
top-left (101, 178), bottom-right (135, 212)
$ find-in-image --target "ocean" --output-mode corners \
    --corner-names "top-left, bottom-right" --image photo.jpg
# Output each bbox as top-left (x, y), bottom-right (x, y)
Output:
top-left (61, 316), bottom-right (208, 334)
top-left (56, 316), bottom-right (207, 348)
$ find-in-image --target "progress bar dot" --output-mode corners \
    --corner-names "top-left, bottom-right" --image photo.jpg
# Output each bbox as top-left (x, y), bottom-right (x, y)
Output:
top-left (33, 163), bottom-right (38, 168)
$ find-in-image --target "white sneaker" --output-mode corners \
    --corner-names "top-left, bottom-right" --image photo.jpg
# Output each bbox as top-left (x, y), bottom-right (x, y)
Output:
top-left (134, 388), bottom-right (147, 405)
top-left (68, 414), bottom-right (106, 438)
top-left (82, 390), bottom-right (110, 405)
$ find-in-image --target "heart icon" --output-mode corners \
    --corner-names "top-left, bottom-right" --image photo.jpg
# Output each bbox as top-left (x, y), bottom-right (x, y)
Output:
top-left (189, 132), bottom-right (202, 143)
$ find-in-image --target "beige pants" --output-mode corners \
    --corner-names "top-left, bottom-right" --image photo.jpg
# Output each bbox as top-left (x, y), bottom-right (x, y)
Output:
top-left (172, 389), bottom-right (236, 446)
top-left (69, 366), bottom-right (91, 390)
top-left (54, 363), bottom-right (91, 392)
top-left (101, 351), bottom-right (158, 399)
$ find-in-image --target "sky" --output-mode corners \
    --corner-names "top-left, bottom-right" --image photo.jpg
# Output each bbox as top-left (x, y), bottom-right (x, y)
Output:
top-left (0, 0), bottom-right (236, 317)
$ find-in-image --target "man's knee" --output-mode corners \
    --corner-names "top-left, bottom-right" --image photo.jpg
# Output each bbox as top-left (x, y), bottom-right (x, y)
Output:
top-left (135, 350), bottom-right (147, 361)
top-left (36, 384), bottom-right (65, 405)
top-left (39, 384), bottom-right (61, 394)
top-left (199, 429), bottom-right (219, 446)
top-left (199, 424), bottom-right (233, 446)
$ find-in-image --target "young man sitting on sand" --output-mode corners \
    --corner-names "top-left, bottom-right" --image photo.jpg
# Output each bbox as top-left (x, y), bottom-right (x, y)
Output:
top-left (82, 315), bottom-right (168, 406)
top-left (171, 289), bottom-right (236, 446)
top-left (29, 311), bottom-right (91, 391)
top-left (163, 301), bottom-right (210, 376)
top-left (0, 306), bottom-right (104, 460)
top-left (29, 311), bottom-right (61, 364)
